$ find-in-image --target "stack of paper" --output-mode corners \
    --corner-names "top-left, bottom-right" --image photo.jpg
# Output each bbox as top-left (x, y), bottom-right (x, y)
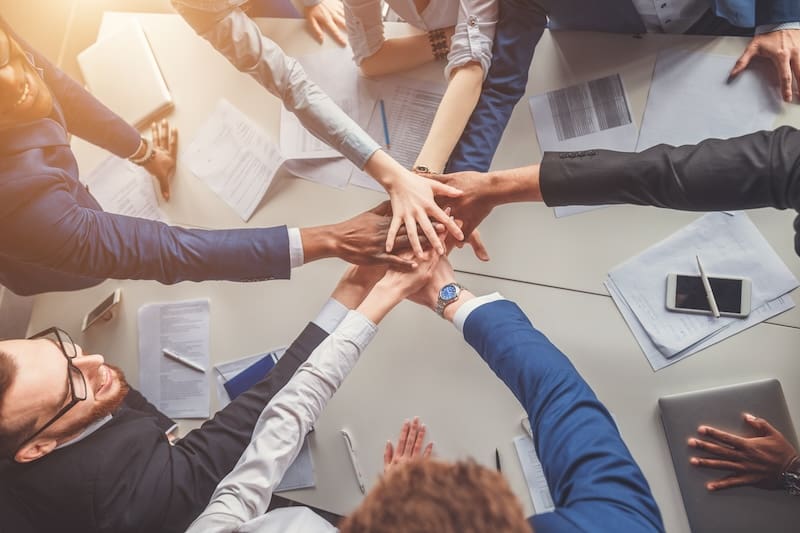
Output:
top-left (213, 349), bottom-right (316, 492)
top-left (606, 212), bottom-right (798, 370)
top-left (83, 156), bottom-right (168, 223)
top-left (138, 299), bottom-right (211, 418)
top-left (513, 435), bottom-right (555, 515)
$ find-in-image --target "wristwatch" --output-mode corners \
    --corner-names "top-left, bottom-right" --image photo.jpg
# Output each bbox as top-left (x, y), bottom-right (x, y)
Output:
top-left (412, 165), bottom-right (439, 175)
top-left (435, 282), bottom-right (464, 317)
top-left (781, 456), bottom-right (800, 496)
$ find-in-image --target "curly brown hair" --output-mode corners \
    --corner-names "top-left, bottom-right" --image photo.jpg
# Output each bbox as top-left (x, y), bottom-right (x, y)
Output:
top-left (340, 459), bottom-right (533, 533)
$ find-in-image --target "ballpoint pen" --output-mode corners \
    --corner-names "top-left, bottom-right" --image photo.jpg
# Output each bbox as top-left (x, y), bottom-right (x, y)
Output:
top-left (162, 347), bottom-right (206, 373)
top-left (379, 99), bottom-right (391, 149)
top-left (495, 448), bottom-right (502, 473)
top-left (341, 429), bottom-right (366, 494)
top-left (695, 254), bottom-right (720, 318)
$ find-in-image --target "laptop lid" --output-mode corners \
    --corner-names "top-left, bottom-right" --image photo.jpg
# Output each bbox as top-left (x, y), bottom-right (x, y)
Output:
top-left (659, 379), bottom-right (800, 532)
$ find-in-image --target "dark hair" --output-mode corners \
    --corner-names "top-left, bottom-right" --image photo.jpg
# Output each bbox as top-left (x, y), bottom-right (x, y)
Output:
top-left (340, 459), bottom-right (534, 533)
top-left (0, 350), bottom-right (35, 459)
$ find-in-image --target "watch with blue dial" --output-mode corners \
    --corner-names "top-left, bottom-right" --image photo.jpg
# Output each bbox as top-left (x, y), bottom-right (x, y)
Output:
top-left (435, 283), bottom-right (464, 317)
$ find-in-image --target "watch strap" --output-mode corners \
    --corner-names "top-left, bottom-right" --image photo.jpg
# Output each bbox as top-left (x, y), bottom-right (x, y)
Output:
top-left (435, 283), bottom-right (464, 317)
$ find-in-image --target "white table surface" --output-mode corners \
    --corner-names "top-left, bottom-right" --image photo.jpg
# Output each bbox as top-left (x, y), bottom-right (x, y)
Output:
top-left (26, 12), bottom-right (800, 533)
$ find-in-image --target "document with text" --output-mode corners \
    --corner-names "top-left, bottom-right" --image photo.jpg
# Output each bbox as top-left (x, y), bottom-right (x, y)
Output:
top-left (83, 156), bottom-right (168, 222)
top-left (514, 435), bottom-right (555, 515)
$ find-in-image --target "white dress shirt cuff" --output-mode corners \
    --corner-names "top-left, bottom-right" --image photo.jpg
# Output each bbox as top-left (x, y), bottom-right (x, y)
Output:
top-left (452, 292), bottom-right (504, 334)
top-left (302, 0), bottom-right (323, 7)
top-left (288, 227), bottom-right (304, 269)
top-left (313, 298), bottom-right (350, 334)
top-left (756, 22), bottom-right (800, 35)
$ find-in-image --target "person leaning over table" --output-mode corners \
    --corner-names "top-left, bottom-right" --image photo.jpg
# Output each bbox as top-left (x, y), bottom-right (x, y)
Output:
top-left (446, 0), bottom-right (800, 174)
top-left (432, 127), bottom-right (800, 258)
top-left (185, 254), bottom-right (440, 532)
top-left (341, 0), bottom-right (496, 178)
top-left (0, 19), bottom-right (443, 297)
top-left (339, 253), bottom-right (664, 532)
top-left (0, 254), bottom-right (421, 533)
top-left (171, 0), bottom-right (465, 260)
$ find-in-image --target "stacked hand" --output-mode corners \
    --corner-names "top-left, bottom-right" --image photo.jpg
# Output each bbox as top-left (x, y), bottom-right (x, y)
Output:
top-left (430, 171), bottom-right (493, 261)
top-left (303, 0), bottom-right (347, 46)
top-left (145, 119), bottom-right (178, 201)
top-left (689, 413), bottom-right (799, 491)
top-left (731, 29), bottom-right (800, 103)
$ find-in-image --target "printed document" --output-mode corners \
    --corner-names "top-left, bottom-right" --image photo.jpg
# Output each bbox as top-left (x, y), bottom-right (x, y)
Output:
top-left (138, 299), bottom-right (210, 418)
top-left (607, 212), bottom-right (798, 361)
top-left (185, 99), bottom-right (285, 221)
top-left (514, 435), bottom-right (555, 515)
top-left (636, 49), bottom-right (781, 151)
top-left (83, 156), bottom-right (168, 222)
top-left (528, 74), bottom-right (637, 217)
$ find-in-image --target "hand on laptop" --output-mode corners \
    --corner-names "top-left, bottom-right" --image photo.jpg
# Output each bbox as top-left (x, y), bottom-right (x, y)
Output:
top-left (688, 413), bottom-right (798, 491)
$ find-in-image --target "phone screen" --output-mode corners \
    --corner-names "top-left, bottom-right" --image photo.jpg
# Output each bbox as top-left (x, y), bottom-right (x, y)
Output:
top-left (86, 292), bottom-right (117, 325)
top-left (675, 275), bottom-right (743, 313)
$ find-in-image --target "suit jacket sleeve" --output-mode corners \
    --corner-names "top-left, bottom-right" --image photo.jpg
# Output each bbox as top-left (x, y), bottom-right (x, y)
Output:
top-left (540, 127), bottom-right (800, 255)
top-left (462, 300), bottom-right (664, 532)
top-left (445, 0), bottom-right (548, 172)
top-left (2, 19), bottom-right (141, 159)
top-left (756, 0), bottom-right (800, 25)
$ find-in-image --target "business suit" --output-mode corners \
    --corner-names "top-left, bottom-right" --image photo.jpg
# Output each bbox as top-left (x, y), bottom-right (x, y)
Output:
top-left (539, 126), bottom-right (800, 256)
top-left (0, 321), bottom-right (327, 533)
top-left (0, 19), bottom-right (290, 296)
top-left (446, 0), bottom-right (800, 173)
top-left (463, 299), bottom-right (664, 531)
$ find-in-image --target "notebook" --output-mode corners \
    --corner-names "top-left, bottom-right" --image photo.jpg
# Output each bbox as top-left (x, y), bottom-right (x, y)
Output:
top-left (659, 379), bottom-right (800, 532)
top-left (77, 19), bottom-right (173, 129)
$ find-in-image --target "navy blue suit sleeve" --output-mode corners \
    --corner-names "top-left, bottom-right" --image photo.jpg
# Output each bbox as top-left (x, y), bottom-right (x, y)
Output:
top-left (0, 175), bottom-right (291, 284)
top-left (463, 300), bottom-right (664, 532)
top-left (445, 0), bottom-right (547, 172)
top-left (756, 0), bottom-right (800, 25)
top-left (2, 19), bottom-right (141, 159)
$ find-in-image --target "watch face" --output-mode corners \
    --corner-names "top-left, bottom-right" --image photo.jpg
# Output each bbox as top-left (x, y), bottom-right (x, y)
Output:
top-left (439, 284), bottom-right (458, 301)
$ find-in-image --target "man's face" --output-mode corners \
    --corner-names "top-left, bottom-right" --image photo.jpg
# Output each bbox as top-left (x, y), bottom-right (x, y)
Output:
top-left (0, 337), bottom-right (129, 462)
top-left (0, 27), bottom-right (53, 128)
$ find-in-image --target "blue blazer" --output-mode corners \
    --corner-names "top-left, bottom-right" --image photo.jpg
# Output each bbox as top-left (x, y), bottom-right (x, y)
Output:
top-left (463, 300), bottom-right (664, 532)
top-left (447, 0), bottom-right (800, 173)
top-left (0, 20), bottom-right (290, 295)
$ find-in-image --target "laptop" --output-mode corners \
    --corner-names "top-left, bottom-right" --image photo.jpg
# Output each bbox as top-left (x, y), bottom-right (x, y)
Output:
top-left (659, 379), bottom-right (800, 532)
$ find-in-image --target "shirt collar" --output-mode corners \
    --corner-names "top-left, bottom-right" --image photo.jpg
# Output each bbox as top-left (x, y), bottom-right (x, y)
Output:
top-left (54, 414), bottom-right (113, 451)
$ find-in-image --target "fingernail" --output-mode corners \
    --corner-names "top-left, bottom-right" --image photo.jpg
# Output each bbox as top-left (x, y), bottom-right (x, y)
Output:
top-left (745, 413), bottom-right (755, 421)
top-left (687, 438), bottom-right (695, 446)
top-left (690, 457), bottom-right (698, 465)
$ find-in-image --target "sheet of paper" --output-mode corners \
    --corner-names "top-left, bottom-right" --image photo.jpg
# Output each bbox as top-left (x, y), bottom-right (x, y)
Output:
top-left (82, 156), bottom-right (168, 222)
top-left (185, 99), bottom-right (285, 221)
top-left (528, 74), bottom-right (638, 218)
top-left (363, 77), bottom-right (447, 170)
top-left (213, 348), bottom-right (287, 408)
top-left (138, 299), bottom-right (210, 418)
top-left (275, 437), bottom-right (316, 492)
top-left (636, 49), bottom-right (781, 151)
top-left (348, 166), bottom-right (385, 193)
top-left (606, 279), bottom-right (794, 370)
top-left (280, 46), bottom-right (377, 160)
top-left (513, 435), bottom-right (555, 515)
top-left (608, 212), bottom-right (798, 357)
top-left (283, 157), bottom-right (353, 190)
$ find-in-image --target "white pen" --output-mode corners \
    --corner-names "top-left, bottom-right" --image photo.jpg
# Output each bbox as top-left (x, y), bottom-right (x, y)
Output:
top-left (341, 429), bottom-right (366, 494)
top-left (695, 255), bottom-right (720, 318)
top-left (162, 347), bottom-right (206, 373)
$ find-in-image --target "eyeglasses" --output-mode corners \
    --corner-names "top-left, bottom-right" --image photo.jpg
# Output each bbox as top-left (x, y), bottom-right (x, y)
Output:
top-left (20, 327), bottom-right (87, 445)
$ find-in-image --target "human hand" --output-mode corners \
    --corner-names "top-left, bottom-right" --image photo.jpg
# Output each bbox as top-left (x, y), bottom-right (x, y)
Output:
top-left (384, 417), bottom-right (433, 474)
top-left (730, 29), bottom-right (800, 103)
top-left (431, 171), bottom-right (495, 261)
top-left (304, 0), bottom-right (347, 46)
top-left (688, 413), bottom-right (799, 491)
top-left (385, 169), bottom-right (464, 257)
top-left (332, 263), bottom-right (388, 309)
top-left (406, 253), bottom-right (457, 311)
top-left (144, 119), bottom-right (178, 200)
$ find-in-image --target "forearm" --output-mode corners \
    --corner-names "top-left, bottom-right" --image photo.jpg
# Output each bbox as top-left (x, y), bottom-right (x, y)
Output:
top-left (357, 280), bottom-right (405, 323)
top-left (173, 1), bottom-right (379, 168)
top-left (359, 34), bottom-right (434, 77)
top-left (540, 127), bottom-right (800, 212)
top-left (415, 63), bottom-right (484, 173)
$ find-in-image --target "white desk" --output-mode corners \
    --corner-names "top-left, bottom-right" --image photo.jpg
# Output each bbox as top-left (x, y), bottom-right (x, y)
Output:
top-left (26, 12), bottom-right (800, 533)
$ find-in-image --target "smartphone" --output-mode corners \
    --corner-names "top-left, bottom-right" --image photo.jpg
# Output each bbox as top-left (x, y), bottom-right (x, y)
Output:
top-left (81, 289), bottom-right (122, 331)
top-left (665, 274), bottom-right (751, 318)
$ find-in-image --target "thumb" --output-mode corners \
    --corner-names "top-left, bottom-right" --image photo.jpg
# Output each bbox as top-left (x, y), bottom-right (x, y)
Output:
top-left (730, 45), bottom-right (757, 79)
top-left (427, 179), bottom-right (463, 198)
top-left (744, 413), bottom-right (775, 436)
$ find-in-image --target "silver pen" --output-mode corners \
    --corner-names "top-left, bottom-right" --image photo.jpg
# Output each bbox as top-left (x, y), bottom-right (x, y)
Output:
top-left (341, 429), bottom-right (366, 494)
top-left (695, 255), bottom-right (720, 318)
top-left (162, 347), bottom-right (206, 373)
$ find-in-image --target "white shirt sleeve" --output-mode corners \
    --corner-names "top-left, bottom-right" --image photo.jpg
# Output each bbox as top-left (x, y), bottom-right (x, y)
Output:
top-left (342, 0), bottom-right (385, 66)
top-left (172, 0), bottom-right (380, 168)
top-left (451, 292), bottom-right (504, 333)
top-left (446, 0), bottom-right (497, 80)
top-left (287, 227), bottom-right (304, 269)
top-left (312, 297), bottom-right (350, 334)
top-left (186, 311), bottom-right (377, 532)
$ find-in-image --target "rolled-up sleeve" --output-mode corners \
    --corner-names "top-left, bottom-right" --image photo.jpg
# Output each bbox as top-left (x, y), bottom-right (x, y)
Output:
top-left (446, 0), bottom-right (497, 80)
top-left (343, 0), bottom-right (385, 66)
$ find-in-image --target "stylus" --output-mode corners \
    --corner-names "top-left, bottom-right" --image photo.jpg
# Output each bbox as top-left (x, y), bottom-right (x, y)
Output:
top-left (162, 347), bottom-right (206, 373)
top-left (695, 255), bottom-right (720, 318)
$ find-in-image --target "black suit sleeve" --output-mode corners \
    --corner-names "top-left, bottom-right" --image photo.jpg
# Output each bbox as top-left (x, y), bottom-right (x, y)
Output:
top-left (160, 321), bottom-right (328, 533)
top-left (122, 388), bottom-right (176, 432)
top-left (540, 126), bottom-right (800, 254)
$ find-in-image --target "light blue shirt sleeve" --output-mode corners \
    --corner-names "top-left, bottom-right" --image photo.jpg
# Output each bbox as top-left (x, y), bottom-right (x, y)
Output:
top-left (756, 21), bottom-right (800, 34)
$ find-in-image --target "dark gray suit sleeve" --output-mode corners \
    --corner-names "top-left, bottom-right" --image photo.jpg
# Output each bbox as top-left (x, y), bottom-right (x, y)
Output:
top-left (540, 126), bottom-right (800, 254)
